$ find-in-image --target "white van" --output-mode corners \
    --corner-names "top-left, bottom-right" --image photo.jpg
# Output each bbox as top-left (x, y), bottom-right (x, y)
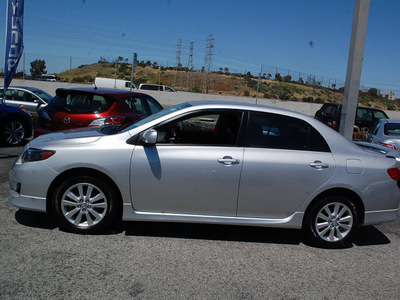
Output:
top-left (94, 77), bottom-right (138, 90)
top-left (138, 83), bottom-right (176, 92)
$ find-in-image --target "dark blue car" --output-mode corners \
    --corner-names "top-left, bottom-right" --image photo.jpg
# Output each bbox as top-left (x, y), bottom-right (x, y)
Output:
top-left (0, 103), bottom-right (33, 146)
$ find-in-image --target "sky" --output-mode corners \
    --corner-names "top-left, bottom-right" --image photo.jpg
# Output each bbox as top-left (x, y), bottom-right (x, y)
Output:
top-left (1, 0), bottom-right (399, 95)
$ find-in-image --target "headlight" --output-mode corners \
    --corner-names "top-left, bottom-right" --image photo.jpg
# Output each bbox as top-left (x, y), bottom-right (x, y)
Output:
top-left (20, 148), bottom-right (55, 163)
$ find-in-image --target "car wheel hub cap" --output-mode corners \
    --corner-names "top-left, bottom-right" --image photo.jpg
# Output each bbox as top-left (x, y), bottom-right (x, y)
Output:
top-left (61, 183), bottom-right (108, 228)
top-left (315, 202), bottom-right (353, 242)
top-left (5, 121), bottom-right (24, 145)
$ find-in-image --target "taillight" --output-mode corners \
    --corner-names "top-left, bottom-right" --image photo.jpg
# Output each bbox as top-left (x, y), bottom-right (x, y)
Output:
top-left (104, 116), bottom-right (125, 125)
top-left (332, 121), bottom-right (337, 129)
top-left (89, 116), bottom-right (125, 127)
top-left (377, 142), bottom-right (397, 150)
top-left (387, 168), bottom-right (400, 181)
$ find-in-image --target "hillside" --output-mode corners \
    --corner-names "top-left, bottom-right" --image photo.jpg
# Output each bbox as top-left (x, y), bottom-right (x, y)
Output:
top-left (57, 61), bottom-right (400, 111)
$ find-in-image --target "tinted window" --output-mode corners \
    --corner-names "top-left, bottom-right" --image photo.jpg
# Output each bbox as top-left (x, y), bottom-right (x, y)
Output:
top-left (384, 123), bottom-right (400, 136)
top-left (155, 111), bottom-right (242, 145)
top-left (247, 112), bottom-right (330, 152)
top-left (374, 110), bottom-right (388, 119)
top-left (140, 85), bottom-right (160, 91)
top-left (146, 97), bottom-right (162, 114)
top-left (32, 90), bottom-right (53, 103)
top-left (51, 93), bottom-right (112, 114)
top-left (323, 104), bottom-right (337, 118)
top-left (356, 108), bottom-right (373, 122)
top-left (125, 96), bottom-right (147, 114)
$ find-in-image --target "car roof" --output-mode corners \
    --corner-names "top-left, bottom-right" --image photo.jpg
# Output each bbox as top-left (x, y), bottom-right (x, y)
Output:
top-left (323, 102), bottom-right (385, 111)
top-left (184, 100), bottom-right (309, 117)
top-left (55, 87), bottom-right (149, 97)
top-left (379, 119), bottom-right (400, 123)
top-left (1, 86), bottom-right (46, 92)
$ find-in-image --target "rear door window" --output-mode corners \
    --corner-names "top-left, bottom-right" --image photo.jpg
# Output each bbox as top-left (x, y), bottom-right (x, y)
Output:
top-left (247, 112), bottom-right (330, 152)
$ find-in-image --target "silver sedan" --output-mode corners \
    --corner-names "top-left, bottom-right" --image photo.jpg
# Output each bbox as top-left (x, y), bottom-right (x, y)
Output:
top-left (364, 119), bottom-right (400, 151)
top-left (9, 101), bottom-right (400, 248)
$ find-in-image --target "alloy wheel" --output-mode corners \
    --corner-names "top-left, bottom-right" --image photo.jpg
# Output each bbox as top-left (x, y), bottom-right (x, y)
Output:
top-left (61, 183), bottom-right (108, 228)
top-left (5, 120), bottom-right (25, 145)
top-left (314, 202), bottom-right (354, 242)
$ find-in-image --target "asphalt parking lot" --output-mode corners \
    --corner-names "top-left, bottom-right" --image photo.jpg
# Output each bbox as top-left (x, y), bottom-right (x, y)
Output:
top-left (1, 145), bottom-right (400, 299)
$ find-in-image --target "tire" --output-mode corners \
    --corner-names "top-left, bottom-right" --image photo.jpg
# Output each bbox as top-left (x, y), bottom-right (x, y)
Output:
top-left (52, 176), bottom-right (118, 234)
top-left (1, 118), bottom-right (26, 146)
top-left (304, 196), bottom-right (359, 248)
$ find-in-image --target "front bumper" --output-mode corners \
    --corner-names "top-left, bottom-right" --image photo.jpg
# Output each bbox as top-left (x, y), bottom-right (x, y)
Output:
top-left (8, 161), bottom-right (58, 213)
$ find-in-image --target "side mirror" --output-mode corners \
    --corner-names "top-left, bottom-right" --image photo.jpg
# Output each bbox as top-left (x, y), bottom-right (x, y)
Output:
top-left (141, 129), bottom-right (157, 145)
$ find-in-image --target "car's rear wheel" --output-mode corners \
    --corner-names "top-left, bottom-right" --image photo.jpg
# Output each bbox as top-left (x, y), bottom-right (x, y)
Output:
top-left (1, 118), bottom-right (26, 146)
top-left (304, 196), bottom-right (359, 248)
top-left (52, 176), bottom-right (118, 234)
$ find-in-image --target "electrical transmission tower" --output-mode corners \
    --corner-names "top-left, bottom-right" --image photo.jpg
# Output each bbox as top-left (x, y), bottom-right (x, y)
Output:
top-left (173, 39), bottom-right (182, 88)
top-left (202, 34), bottom-right (214, 93)
top-left (186, 41), bottom-right (194, 91)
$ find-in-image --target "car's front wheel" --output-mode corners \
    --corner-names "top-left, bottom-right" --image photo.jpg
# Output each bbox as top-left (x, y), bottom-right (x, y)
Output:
top-left (304, 196), bottom-right (359, 248)
top-left (52, 176), bottom-right (118, 234)
top-left (1, 118), bottom-right (26, 146)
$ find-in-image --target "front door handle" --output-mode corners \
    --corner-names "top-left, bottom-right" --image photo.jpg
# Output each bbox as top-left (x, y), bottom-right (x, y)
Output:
top-left (218, 156), bottom-right (240, 166)
top-left (309, 160), bottom-right (329, 169)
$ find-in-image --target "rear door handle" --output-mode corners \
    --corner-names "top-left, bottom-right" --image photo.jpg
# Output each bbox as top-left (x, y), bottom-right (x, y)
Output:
top-left (218, 156), bottom-right (240, 166)
top-left (309, 160), bottom-right (329, 169)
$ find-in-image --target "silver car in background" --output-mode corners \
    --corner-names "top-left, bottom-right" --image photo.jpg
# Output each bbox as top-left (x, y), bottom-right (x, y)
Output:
top-left (9, 101), bottom-right (400, 248)
top-left (364, 119), bottom-right (400, 151)
top-left (0, 86), bottom-right (53, 114)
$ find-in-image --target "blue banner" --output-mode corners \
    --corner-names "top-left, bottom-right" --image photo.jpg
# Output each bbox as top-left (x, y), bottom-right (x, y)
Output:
top-left (4, 0), bottom-right (24, 92)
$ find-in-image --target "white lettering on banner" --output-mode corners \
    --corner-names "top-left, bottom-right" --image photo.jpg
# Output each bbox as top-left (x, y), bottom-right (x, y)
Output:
top-left (7, 1), bottom-right (21, 71)
top-left (11, 30), bottom-right (18, 44)
top-left (11, 1), bottom-right (18, 14)
top-left (7, 59), bottom-right (17, 72)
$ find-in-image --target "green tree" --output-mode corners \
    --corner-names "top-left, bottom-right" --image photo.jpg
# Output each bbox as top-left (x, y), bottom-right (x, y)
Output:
top-left (367, 88), bottom-right (378, 97)
top-left (274, 73), bottom-right (282, 81)
top-left (283, 75), bottom-right (292, 82)
top-left (30, 59), bottom-right (47, 77)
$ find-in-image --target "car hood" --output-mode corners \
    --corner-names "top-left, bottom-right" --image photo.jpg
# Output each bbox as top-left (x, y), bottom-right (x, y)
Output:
top-left (30, 128), bottom-right (104, 148)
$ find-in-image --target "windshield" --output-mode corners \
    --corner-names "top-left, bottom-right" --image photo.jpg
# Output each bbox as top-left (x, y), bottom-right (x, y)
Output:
top-left (33, 90), bottom-right (53, 103)
top-left (121, 103), bottom-right (192, 132)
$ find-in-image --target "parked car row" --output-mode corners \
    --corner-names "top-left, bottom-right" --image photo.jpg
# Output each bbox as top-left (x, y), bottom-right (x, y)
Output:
top-left (0, 86), bottom-right (164, 146)
top-left (94, 77), bottom-right (177, 92)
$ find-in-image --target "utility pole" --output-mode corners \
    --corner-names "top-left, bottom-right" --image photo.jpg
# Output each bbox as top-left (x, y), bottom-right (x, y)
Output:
top-left (339, 0), bottom-right (370, 139)
top-left (256, 64), bottom-right (263, 104)
top-left (130, 53), bottom-right (137, 91)
top-left (173, 39), bottom-right (182, 89)
top-left (186, 42), bottom-right (194, 91)
top-left (202, 34), bottom-right (214, 93)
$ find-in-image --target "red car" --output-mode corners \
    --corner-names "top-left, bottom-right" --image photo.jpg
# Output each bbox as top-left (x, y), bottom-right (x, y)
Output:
top-left (34, 87), bottom-right (163, 137)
